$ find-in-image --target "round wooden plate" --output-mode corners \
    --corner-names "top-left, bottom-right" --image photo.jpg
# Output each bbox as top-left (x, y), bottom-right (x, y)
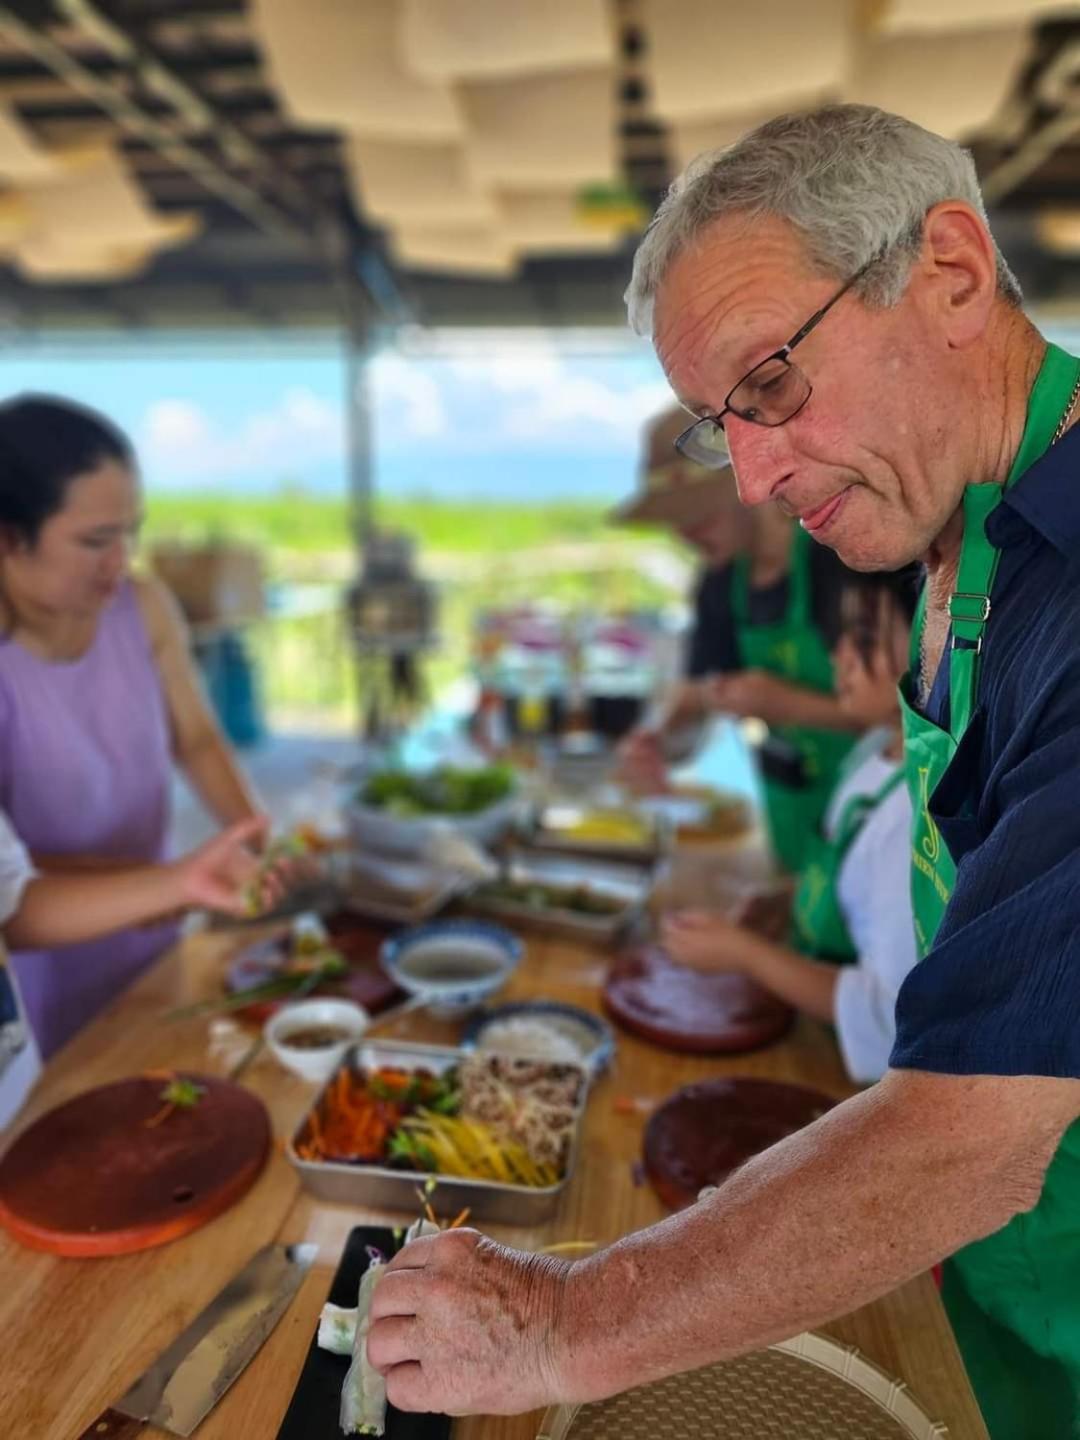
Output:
top-left (644, 1076), bottom-right (838, 1209)
top-left (602, 945), bottom-right (792, 1054)
top-left (0, 1073), bottom-right (270, 1256)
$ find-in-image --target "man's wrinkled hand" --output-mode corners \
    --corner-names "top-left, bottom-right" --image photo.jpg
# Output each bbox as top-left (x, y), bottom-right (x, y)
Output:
top-left (367, 1228), bottom-right (573, 1417)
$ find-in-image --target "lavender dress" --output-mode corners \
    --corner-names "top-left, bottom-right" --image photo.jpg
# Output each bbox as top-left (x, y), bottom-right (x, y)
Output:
top-left (0, 581), bottom-right (176, 1057)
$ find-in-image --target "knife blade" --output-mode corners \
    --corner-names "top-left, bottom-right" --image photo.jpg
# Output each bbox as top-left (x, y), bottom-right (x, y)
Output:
top-left (77, 1241), bottom-right (317, 1440)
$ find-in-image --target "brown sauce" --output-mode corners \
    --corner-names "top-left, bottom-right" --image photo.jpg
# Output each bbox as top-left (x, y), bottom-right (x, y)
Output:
top-left (280, 1025), bottom-right (353, 1050)
top-left (399, 949), bottom-right (503, 983)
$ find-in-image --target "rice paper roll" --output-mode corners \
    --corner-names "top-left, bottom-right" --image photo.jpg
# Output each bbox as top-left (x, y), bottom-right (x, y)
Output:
top-left (318, 1302), bottom-right (357, 1356)
top-left (340, 1260), bottom-right (387, 1435)
top-left (339, 1221), bottom-right (442, 1433)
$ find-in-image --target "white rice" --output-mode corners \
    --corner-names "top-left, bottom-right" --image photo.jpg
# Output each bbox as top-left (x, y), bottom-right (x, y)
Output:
top-left (476, 1016), bottom-right (587, 1065)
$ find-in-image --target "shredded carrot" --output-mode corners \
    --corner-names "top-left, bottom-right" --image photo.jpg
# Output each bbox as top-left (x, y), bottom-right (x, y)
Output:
top-left (424, 1201), bottom-right (437, 1226)
top-left (144, 1102), bottom-right (174, 1129)
top-left (448, 1207), bottom-right (471, 1230)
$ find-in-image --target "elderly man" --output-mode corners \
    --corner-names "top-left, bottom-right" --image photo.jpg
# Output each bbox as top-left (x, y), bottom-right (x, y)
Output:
top-left (368, 106), bottom-right (1080, 1438)
top-left (614, 406), bottom-right (858, 873)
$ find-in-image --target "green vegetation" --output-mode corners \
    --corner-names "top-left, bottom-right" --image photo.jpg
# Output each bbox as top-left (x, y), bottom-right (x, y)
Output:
top-left (143, 489), bottom-right (686, 733)
top-left (361, 762), bottom-right (515, 815)
top-left (143, 488), bottom-right (616, 558)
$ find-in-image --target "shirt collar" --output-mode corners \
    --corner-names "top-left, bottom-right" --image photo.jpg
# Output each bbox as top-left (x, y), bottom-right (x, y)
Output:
top-left (988, 419), bottom-right (1080, 556)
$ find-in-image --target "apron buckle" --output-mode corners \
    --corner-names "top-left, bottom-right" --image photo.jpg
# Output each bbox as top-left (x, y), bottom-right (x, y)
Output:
top-left (952, 632), bottom-right (983, 653)
top-left (948, 592), bottom-right (992, 624)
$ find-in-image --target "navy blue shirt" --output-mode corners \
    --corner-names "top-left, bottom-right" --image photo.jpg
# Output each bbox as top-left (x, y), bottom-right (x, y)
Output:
top-left (891, 419), bottom-right (1080, 1079)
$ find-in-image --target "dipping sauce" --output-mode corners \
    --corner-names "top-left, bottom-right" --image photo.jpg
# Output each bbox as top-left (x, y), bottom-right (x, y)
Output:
top-left (279, 1025), bottom-right (354, 1050)
top-left (399, 948), bottom-right (504, 983)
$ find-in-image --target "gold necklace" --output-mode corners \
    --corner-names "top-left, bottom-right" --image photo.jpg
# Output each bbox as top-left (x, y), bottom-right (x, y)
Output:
top-left (1052, 370), bottom-right (1080, 445)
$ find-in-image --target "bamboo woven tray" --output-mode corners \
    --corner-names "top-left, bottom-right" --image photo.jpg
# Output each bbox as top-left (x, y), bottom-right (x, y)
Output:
top-left (537, 1331), bottom-right (948, 1440)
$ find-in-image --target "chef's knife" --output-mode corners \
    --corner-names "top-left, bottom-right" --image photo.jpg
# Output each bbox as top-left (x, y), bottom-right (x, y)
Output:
top-left (76, 1241), bottom-right (317, 1440)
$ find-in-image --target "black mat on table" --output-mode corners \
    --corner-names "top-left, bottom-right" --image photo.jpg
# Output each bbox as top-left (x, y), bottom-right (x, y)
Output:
top-left (276, 1226), bottom-right (452, 1440)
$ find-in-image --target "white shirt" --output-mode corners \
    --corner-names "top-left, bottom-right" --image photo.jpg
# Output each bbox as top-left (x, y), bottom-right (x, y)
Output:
top-left (823, 732), bottom-right (919, 1084)
top-left (0, 811), bottom-right (41, 1130)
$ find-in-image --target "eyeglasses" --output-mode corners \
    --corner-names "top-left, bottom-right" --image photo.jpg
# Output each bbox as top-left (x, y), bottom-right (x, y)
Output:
top-left (674, 254), bottom-right (879, 470)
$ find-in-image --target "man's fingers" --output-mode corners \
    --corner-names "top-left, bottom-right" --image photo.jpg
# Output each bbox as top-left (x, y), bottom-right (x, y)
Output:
top-left (382, 1361), bottom-right (430, 1414)
top-left (367, 1314), bottom-right (418, 1371)
top-left (370, 1265), bottom-right (427, 1319)
top-left (384, 1233), bottom-right (440, 1273)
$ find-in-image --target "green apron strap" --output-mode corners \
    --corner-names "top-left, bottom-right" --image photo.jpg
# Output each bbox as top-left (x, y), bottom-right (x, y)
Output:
top-left (792, 759), bottom-right (904, 962)
top-left (835, 764), bottom-right (905, 843)
top-left (948, 345), bottom-right (1080, 737)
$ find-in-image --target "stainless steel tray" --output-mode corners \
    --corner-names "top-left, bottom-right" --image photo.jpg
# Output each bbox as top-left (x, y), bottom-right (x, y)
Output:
top-left (529, 804), bottom-right (670, 864)
top-left (286, 1038), bottom-right (588, 1224)
top-left (330, 852), bottom-right (468, 925)
top-left (464, 850), bottom-right (654, 943)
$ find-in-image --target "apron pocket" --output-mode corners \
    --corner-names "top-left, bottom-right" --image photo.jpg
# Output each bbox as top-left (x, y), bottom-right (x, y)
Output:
top-left (930, 707), bottom-right (986, 862)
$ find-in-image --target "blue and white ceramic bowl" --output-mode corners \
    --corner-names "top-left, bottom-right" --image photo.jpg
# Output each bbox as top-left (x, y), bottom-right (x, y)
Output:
top-left (463, 1001), bottom-right (615, 1080)
top-left (379, 920), bottom-right (522, 1018)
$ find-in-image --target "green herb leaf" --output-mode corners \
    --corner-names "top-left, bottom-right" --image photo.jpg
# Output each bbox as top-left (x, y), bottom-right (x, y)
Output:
top-left (161, 1078), bottom-right (204, 1109)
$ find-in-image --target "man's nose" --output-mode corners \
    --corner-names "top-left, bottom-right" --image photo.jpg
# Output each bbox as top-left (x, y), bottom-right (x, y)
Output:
top-left (725, 415), bottom-right (794, 507)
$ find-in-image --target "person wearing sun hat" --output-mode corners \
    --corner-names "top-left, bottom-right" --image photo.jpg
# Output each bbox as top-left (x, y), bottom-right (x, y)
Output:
top-left (613, 404), bottom-right (859, 874)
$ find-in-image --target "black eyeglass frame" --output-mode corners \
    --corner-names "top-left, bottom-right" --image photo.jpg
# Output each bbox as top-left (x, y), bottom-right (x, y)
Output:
top-left (674, 253), bottom-right (880, 465)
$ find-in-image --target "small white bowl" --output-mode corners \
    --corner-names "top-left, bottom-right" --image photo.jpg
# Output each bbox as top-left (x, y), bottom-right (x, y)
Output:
top-left (264, 998), bottom-right (370, 1083)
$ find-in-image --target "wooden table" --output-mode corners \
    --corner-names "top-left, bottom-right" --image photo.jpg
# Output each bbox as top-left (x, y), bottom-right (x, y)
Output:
top-left (0, 926), bottom-right (989, 1440)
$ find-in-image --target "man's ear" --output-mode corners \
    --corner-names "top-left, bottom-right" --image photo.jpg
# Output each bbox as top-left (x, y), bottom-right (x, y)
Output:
top-left (915, 201), bottom-right (999, 351)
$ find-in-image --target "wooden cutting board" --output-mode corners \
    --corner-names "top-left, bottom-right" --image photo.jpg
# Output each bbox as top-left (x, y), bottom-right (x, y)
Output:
top-left (644, 1076), bottom-right (838, 1209)
top-left (0, 1073), bottom-right (270, 1257)
top-left (603, 945), bottom-right (793, 1054)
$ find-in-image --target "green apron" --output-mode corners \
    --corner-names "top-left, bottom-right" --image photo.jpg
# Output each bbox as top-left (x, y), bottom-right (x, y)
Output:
top-left (792, 757), bottom-right (904, 963)
top-left (732, 526), bottom-right (855, 875)
top-left (899, 342), bottom-right (1080, 1439)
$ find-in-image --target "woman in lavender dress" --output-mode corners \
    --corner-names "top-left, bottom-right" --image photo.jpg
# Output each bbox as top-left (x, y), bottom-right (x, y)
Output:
top-left (0, 395), bottom-right (261, 1057)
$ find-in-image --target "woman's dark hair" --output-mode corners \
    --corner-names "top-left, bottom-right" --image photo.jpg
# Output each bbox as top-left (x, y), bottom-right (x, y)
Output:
top-left (0, 394), bottom-right (135, 547)
top-left (824, 563), bottom-right (922, 665)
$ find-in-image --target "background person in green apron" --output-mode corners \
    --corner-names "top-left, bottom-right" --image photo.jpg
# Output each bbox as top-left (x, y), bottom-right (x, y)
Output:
top-left (662, 566), bottom-right (918, 1082)
top-left (362, 108), bottom-right (1080, 1437)
top-left (613, 405), bottom-right (859, 872)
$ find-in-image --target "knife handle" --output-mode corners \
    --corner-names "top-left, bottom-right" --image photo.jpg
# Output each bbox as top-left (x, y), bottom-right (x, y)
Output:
top-left (75, 1408), bottom-right (144, 1440)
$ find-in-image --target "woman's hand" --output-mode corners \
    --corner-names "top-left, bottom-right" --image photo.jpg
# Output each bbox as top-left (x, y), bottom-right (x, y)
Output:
top-left (660, 908), bottom-right (759, 974)
top-left (708, 669), bottom-right (795, 724)
top-left (614, 727), bottom-right (670, 793)
top-left (171, 815), bottom-right (278, 916)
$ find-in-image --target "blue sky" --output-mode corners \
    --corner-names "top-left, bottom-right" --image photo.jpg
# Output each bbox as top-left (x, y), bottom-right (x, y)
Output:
top-left (0, 331), bottom-right (674, 502)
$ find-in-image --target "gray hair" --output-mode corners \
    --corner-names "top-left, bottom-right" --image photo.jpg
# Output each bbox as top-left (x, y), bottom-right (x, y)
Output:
top-left (626, 104), bottom-right (1022, 336)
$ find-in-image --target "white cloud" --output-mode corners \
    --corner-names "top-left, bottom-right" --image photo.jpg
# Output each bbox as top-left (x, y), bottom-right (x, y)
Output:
top-left (500, 376), bottom-right (675, 443)
top-left (143, 399), bottom-right (211, 451)
top-left (379, 344), bottom-right (676, 455)
top-left (447, 348), bottom-right (564, 395)
top-left (371, 355), bottom-right (449, 441)
top-left (139, 386), bottom-right (344, 485)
